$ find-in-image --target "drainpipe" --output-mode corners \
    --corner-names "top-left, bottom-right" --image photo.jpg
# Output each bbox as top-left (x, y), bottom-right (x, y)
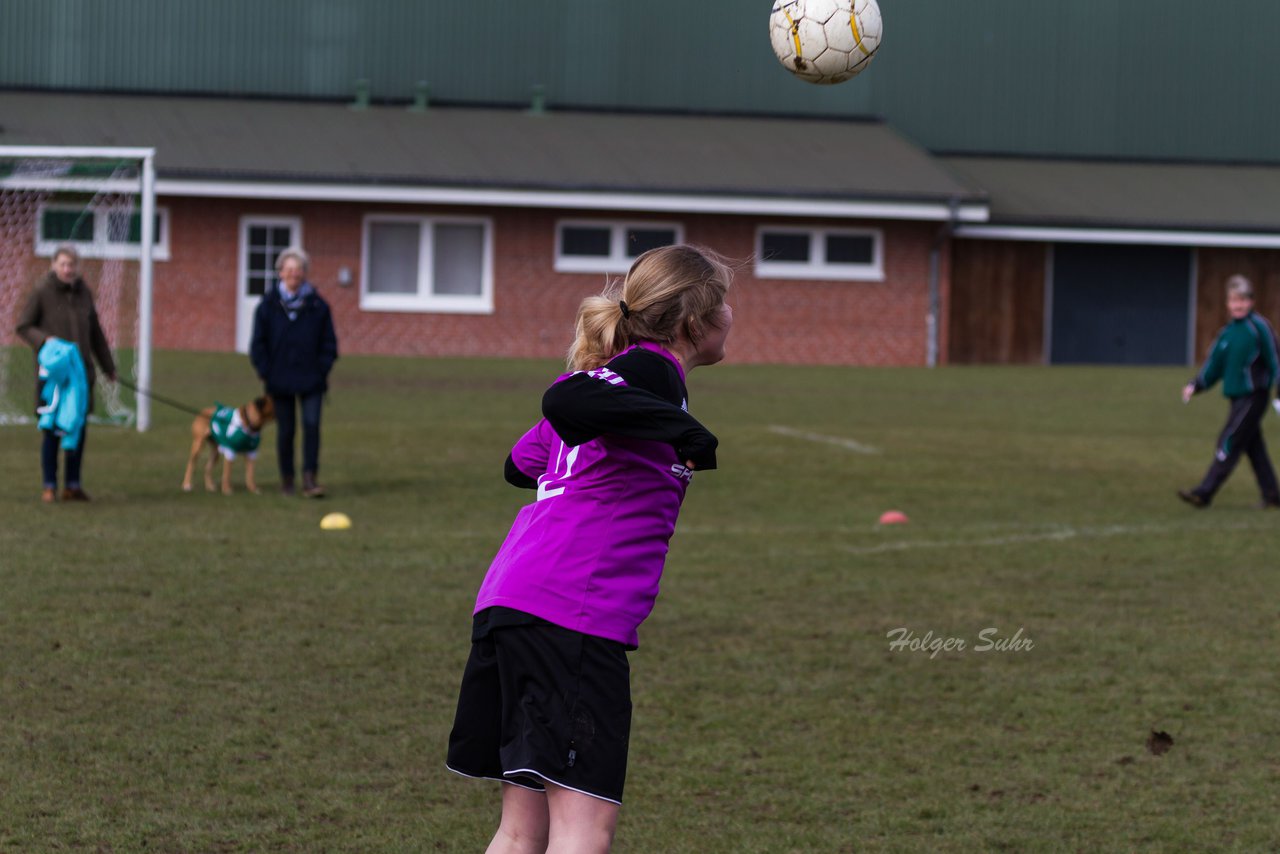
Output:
top-left (927, 197), bottom-right (961, 367)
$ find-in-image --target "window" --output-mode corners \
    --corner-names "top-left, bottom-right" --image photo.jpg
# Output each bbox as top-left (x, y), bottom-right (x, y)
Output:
top-left (555, 220), bottom-right (682, 273)
top-left (755, 226), bottom-right (883, 281)
top-left (243, 221), bottom-right (299, 297)
top-left (36, 203), bottom-right (170, 260)
top-left (361, 215), bottom-right (493, 313)
top-left (237, 216), bottom-right (302, 354)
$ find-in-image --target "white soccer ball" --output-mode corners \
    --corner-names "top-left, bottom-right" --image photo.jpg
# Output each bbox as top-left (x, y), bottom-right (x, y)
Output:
top-left (768, 0), bottom-right (883, 85)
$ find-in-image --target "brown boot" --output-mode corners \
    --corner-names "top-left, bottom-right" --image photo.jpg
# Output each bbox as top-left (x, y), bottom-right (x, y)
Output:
top-left (281, 475), bottom-right (296, 497)
top-left (41, 487), bottom-right (57, 503)
top-left (302, 472), bottom-right (326, 499)
top-left (61, 487), bottom-right (91, 502)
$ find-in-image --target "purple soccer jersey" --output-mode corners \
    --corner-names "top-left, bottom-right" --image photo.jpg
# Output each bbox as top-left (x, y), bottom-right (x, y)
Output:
top-left (473, 344), bottom-right (701, 647)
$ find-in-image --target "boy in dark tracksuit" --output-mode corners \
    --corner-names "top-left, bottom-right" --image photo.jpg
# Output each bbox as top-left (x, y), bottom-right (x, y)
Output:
top-left (1180, 275), bottom-right (1280, 508)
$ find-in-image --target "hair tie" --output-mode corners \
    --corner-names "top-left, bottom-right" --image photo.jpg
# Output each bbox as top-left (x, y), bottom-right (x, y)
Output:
top-left (619, 299), bottom-right (631, 319)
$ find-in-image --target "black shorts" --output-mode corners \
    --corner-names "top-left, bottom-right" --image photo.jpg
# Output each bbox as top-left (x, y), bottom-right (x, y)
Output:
top-left (446, 615), bottom-right (633, 804)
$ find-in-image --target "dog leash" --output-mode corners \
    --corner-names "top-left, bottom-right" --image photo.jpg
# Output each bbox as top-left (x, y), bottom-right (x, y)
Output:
top-left (114, 377), bottom-right (207, 417)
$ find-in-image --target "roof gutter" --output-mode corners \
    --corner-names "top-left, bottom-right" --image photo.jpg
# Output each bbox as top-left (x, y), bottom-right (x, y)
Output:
top-left (956, 224), bottom-right (1280, 249)
top-left (154, 177), bottom-right (991, 222)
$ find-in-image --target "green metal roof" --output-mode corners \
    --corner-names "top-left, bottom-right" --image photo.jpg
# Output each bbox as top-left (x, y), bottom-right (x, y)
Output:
top-left (4, 0), bottom-right (1280, 162)
top-left (0, 91), bottom-right (981, 209)
top-left (943, 156), bottom-right (1280, 234)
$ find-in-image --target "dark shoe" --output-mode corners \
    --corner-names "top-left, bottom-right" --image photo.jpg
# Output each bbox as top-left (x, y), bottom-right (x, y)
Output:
top-left (41, 487), bottom-right (56, 503)
top-left (281, 476), bottom-right (296, 497)
top-left (1260, 498), bottom-right (1280, 509)
top-left (61, 487), bottom-right (91, 502)
top-left (1177, 489), bottom-right (1208, 508)
top-left (302, 472), bottom-right (326, 499)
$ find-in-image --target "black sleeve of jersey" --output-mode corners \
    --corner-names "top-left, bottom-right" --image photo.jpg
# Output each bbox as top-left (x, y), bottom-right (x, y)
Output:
top-left (504, 454), bottom-right (538, 489)
top-left (541, 353), bottom-right (718, 469)
top-left (607, 348), bottom-right (686, 406)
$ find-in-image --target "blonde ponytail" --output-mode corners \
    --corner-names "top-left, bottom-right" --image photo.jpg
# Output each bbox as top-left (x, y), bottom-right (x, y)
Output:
top-left (566, 244), bottom-right (733, 371)
top-left (567, 291), bottom-right (630, 371)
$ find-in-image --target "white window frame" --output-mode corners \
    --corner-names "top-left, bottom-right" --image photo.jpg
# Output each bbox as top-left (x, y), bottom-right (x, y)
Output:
top-left (754, 225), bottom-right (884, 281)
top-left (239, 215), bottom-right (303, 293)
top-left (554, 219), bottom-right (684, 273)
top-left (360, 213), bottom-right (494, 313)
top-left (35, 202), bottom-right (171, 261)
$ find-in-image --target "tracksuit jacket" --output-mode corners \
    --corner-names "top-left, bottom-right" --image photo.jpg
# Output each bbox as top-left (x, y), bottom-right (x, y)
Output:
top-left (1192, 310), bottom-right (1280, 399)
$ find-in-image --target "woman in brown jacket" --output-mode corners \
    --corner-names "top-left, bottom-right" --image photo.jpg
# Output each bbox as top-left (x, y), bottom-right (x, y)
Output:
top-left (15, 245), bottom-right (117, 503)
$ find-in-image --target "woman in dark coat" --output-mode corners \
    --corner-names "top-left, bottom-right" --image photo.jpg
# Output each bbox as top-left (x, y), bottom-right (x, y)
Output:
top-left (249, 247), bottom-right (338, 497)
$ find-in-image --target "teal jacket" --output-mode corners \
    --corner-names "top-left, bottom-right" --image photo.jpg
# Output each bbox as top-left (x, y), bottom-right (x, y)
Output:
top-left (37, 338), bottom-right (89, 450)
top-left (1193, 311), bottom-right (1280, 399)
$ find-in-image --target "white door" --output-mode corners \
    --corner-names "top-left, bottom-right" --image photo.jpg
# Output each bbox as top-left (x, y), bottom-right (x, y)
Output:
top-left (236, 217), bottom-right (302, 353)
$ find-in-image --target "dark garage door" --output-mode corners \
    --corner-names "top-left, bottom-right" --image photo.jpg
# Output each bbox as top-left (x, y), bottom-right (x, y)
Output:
top-left (1050, 243), bottom-right (1191, 365)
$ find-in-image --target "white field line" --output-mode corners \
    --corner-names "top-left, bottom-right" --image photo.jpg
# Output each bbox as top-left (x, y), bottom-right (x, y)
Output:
top-left (769, 425), bottom-right (881, 455)
top-left (840, 519), bottom-right (1263, 555)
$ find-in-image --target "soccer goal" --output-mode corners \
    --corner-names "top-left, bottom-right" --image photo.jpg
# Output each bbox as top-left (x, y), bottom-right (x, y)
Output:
top-left (0, 145), bottom-right (156, 431)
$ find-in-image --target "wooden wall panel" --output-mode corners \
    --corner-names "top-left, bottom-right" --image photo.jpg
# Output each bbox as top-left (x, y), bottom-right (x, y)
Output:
top-left (1194, 248), bottom-right (1280, 363)
top-left (948, 240), bottom-right (1048, 364)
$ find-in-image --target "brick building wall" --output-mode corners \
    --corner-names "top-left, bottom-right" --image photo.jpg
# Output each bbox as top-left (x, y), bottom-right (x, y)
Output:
top-left (20, 193), bottom-right (1268, 370)
top-left (153, 196), bottom-right (946, 366)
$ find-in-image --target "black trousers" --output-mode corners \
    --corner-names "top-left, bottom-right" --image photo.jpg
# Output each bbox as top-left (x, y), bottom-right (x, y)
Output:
top-left (1195, 391), bottom-right (1279, 503)
top-left (272, 391), bottom-right (323, 478)
top-left (41, 423), bottom-right (86, 488)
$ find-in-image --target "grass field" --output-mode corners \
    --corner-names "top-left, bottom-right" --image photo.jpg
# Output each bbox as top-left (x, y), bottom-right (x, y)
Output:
top-left (2, 350), bottom-right (1278, 852)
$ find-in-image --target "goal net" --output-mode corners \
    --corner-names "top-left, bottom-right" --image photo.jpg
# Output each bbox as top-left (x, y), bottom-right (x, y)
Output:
top-left (0, 146), bottom-right (155, 431)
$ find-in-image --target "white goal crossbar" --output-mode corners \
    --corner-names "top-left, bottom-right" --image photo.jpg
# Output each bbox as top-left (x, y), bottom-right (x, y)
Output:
top-left (0, 145), bottom-right (156, 431)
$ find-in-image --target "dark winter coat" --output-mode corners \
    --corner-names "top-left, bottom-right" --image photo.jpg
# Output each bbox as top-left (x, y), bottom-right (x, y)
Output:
top-left (249, 284), bottom-right (338, 396)
top-left (15, 271), bottom-right (116, 409)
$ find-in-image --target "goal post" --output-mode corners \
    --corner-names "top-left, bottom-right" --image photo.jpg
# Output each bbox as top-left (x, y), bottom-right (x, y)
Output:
top-left (0, 145), bottom-right (156, 431)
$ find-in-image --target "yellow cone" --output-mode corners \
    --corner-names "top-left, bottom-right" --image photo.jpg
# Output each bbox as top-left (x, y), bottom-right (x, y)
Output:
top-left (320, 512), bottom-right (352, 531)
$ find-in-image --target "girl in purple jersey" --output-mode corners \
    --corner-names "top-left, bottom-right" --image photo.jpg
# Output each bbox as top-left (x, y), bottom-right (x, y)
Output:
top-left (448, 245), bottom-right (734, 853)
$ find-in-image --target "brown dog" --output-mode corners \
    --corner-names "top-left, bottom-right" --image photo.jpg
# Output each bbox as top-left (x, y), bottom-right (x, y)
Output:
top-left (182, 397), bottom-right (275, 495)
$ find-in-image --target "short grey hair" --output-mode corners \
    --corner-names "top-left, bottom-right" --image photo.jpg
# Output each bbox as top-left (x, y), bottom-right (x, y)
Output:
top-left (1226, 274), bottom-right (1254, 300)
top-left (52, 244), bottom-right (80, 264)
top-left (275, 246), bottom-right (310, 274)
